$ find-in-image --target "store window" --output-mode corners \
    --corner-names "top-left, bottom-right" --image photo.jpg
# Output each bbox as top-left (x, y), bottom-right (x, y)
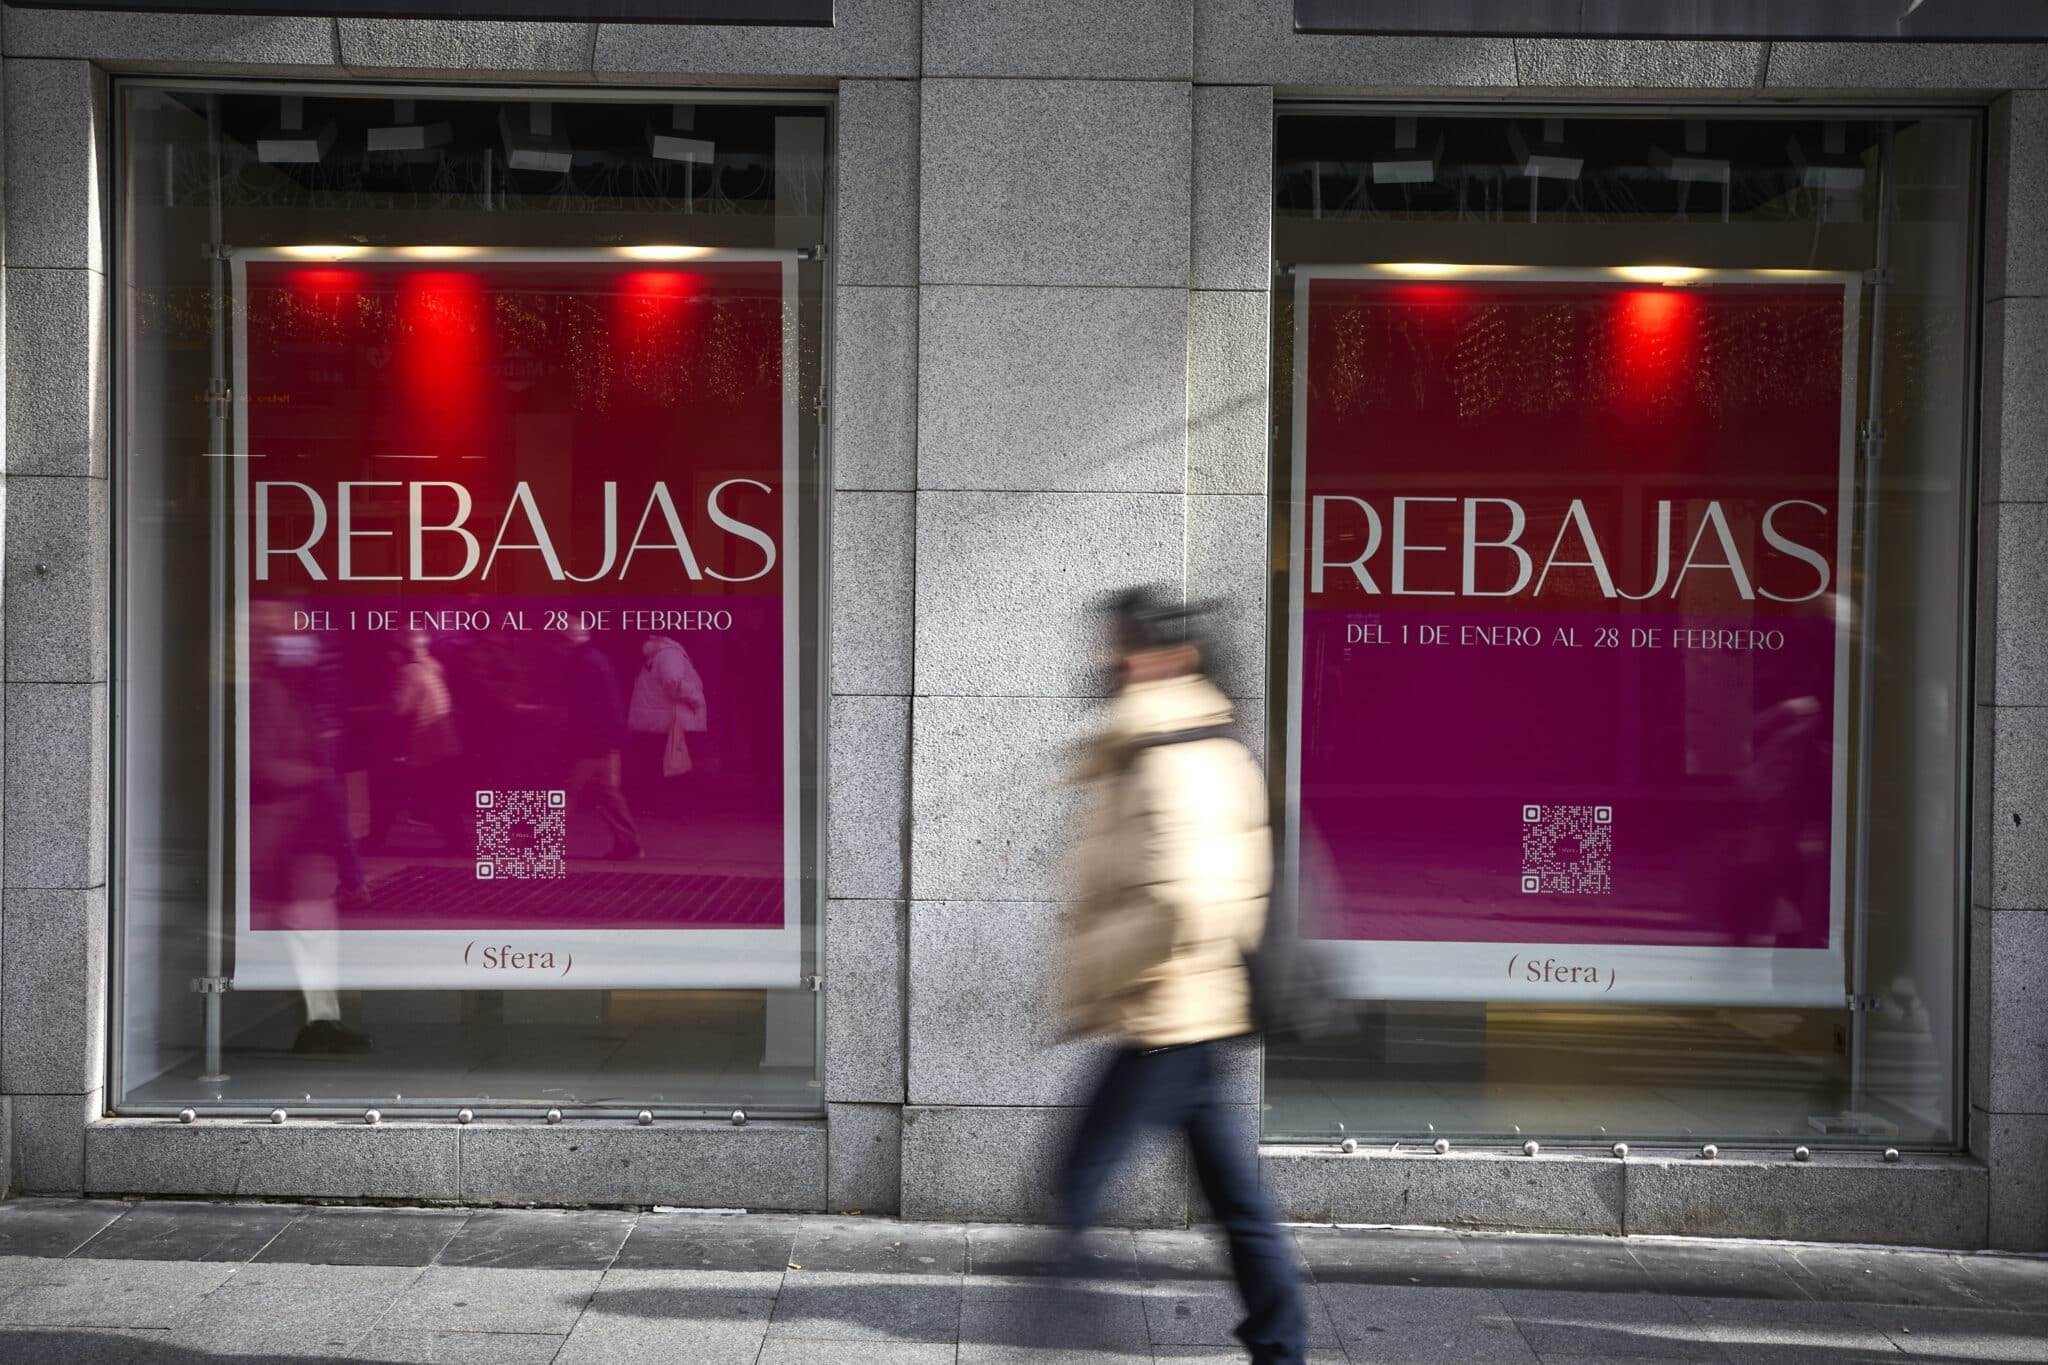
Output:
top-left (115, 85), bottom-right (830, 1116)
top-left (1268, 110), bottom-right (1978, 1148)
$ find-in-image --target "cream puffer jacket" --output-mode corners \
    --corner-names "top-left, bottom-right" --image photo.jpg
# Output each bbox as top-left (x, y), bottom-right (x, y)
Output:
top-left (1059, 674), bottom-right (1271, 1048)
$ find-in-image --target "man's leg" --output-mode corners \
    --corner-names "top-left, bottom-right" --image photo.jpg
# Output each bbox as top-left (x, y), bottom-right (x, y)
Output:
top-left (318, 772), bottom-right (367, 895)
top-left (1058, 1047), bottom-right (1158, 1238)
top-left (1182, 1045), bottom-right (1308, 1365)
top-left (591, 751), bottom-right (641, 851)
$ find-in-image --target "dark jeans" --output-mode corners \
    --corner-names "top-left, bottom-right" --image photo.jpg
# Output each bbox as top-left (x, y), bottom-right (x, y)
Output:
top-left (1059, 1041), bottom-right (1308, 1365)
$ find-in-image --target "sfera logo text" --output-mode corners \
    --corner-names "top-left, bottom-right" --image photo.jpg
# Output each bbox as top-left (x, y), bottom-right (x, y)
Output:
top-left (254, 479), bottom-right (776, 583)
top-left (1309, 494), bottom-right (1833, 603)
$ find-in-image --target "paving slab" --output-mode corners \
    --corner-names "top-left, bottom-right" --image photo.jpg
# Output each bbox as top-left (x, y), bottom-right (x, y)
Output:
top-left (1151, 1351), bottom-right (1347, 1365)
top-left (0, 1200), bottom-right (129, 1258)
top-left (1463, 1232), bottom-right (1665, 1295)
top-left (554, 1280), bottom-right (775, 1364)
top-left (791, 1217), bottom-right (966, 1274)
top-left (1295, 1225), bottom-right (1480, 1289)
top-left (590, 1264), bottom-right (790, 1308)
top-left (1673, 1294), bottom-right (1900, 1365)
top-left (1628, 1239), bottom-right (1818, 1301)
top-left (958, 1341), bottom-right (1149, 1364)
top-left (168, 1263), bottom-right (420, 1357)
top-left (0, 1326), bottom-right (169, 1364)
top-left (432, 1208), bottom-right (634, 1269)
top-left (1318, 1283), bottom-right (1540, 1362)
top-left (756, 1344), bottom-right (959, 1364)
top-left (612, 1211), bottom-right (800, 1273)
top-left (349, 1328), bottom-right (568, 1363)
top-left (73, 1201), bottom-right (303, 1263)
top-left (1134, 1228), bottom-right (1236, 1284)
top-left (0, 1258), bottom-right (236, 1329)
top-left (960, 1281), bottom-right (1149, 1352)
top-left (1141, 1278), bottom-right (1342, 1349)
top-left (257, 1207), bottom-right (473, 1267)
top-left (1496, 1287), bottom-right (1720, 1359)
top-left (603, 1262), bottom-right (788, 1298)
top-left (371, 1265), bottom-right (601, 1335)
top-left (1953, 1251), bottom-right (2048, 1313)
top-left (770, 1270), bottom-right (965, 1342)
top-left (1841, 1301), bottom-right (2048, 1361)
top-left (1772, 1243), bottom-right (2012, 1308)
top-left (0, 1254), bottom-right (75, 1295)
top-left (965, 1224), bottom-right (1138, 1283)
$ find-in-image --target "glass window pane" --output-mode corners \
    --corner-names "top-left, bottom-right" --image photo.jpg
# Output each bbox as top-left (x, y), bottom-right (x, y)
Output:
top-left (116, 86), bottom-right (829, 1116)
top-left (1267, 110), bottom-right (1976, 1148)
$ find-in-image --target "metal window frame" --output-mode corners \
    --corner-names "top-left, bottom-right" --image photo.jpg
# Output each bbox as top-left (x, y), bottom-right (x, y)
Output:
top-left (105, 75), bottom-right (838, 1122)
top-left (1261, 98), bottom-right (1985, 1154)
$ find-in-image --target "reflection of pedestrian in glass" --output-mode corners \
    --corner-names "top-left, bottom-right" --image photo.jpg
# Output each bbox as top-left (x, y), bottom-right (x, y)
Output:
top-left (306, 624), bottom-right (369, 912)
top-left (247, 602), bottom-right (371, 1055)
top-left (561, 624), bottom-right (641, 860)
top-left (390, 631), bottom-right (463, 849)
top-left (1730, 693), bottom-right (1828, 949)
top-left (627, 634), bottom-right (707, 810)
top-left (1056, 587), bottom-right (1307, 1365)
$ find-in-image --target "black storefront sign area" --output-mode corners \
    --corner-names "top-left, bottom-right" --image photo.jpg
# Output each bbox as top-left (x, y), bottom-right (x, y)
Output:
top-left (11, 0), bottom-right (830, 22)
top-left (1297, 0), bottom-right (2048, 40)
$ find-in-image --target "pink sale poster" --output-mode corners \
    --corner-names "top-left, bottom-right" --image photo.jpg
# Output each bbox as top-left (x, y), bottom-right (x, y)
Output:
top-left (228, 251), bottom-right (801, 991)
top-left (1287, 268), bottom-right (1853, 1007)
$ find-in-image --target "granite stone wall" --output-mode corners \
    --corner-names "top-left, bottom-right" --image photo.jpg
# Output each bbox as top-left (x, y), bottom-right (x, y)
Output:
top-left (0, 0), bottom-right (2036, 1249)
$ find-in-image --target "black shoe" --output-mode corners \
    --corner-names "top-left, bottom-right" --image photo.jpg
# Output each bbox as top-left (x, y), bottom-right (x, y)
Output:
top-left (293, 1020), bottom-right (374, 1055)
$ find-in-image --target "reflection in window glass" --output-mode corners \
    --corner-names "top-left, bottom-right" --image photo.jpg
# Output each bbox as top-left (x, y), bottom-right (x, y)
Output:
top-left (1268, 111), bottom-right (1976, 1148)
top-left (116, 87), bottom-right (829, 1115)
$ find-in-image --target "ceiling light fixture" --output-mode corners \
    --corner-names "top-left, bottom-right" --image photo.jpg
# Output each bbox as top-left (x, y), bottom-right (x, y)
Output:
top-left (1376, 262), bottom-right (1530, 278)
top-left (649, 102), bottom-right (714, 166)
top-left (257, 95), bottom-right (335, 165)
top-left (367, 98), bottom-right (452, 154)
top-left (500, 102), bottom-right (572, 175)
top-left (1370, 115), bottom-right (1441, 185)
top-left (1788, 120), bottom-right (1867, 191)
top-left (1612, 265), bottom-right (1707, 285)
top-left (274, 244), bottom-right (372, 261)
top-left (615, 245), bottom-right (716, 261)
top-left (1507, 118), bottom-right (1584, 181)
top-left (1651, 120), bottom-right (1731, 187)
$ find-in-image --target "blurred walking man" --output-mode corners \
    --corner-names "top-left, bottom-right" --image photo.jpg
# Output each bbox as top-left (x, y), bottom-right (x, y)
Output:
top-left (1058, 587), bottom-right (1309, 1365)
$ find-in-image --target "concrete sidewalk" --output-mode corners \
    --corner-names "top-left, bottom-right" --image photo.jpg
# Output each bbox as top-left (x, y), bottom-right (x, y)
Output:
top-left (0, 1199), bottom-right (2041, 1363)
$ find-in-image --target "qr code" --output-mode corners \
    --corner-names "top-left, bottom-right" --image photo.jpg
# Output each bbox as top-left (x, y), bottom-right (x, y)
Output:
top-left (1520, 803), bottom-right (1613, 896)
top-left (475, 790), bottom-right (567, 881)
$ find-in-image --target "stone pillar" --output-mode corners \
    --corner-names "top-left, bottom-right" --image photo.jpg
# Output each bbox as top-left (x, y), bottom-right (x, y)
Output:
top-left (1184, 82), bottom-right (1275, 1187)
top-left (0, 57), bottom-right (111, 1193)
top-left (823, 76), bottom-right (921, 1215)
top-left (900, 0), bottom-right (1200, 1224)
top-left (1973, 91), bottom-right (2048, 1253)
